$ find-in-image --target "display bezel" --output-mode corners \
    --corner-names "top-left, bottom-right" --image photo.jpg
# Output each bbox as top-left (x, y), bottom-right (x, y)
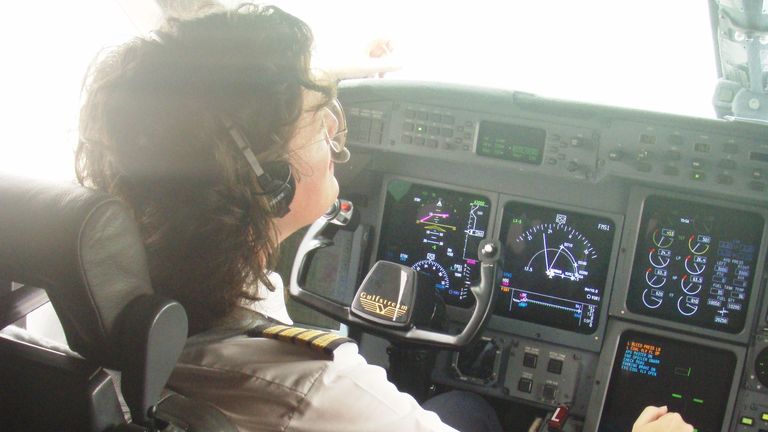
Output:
top-left (582, 320), bottom-right (745, 432)
top-left (487, 195), bottom-right (624, 353)
top-left (372, 175), bottom-right (499, 313)
top-left (609, 187), bottom-right (768, 345)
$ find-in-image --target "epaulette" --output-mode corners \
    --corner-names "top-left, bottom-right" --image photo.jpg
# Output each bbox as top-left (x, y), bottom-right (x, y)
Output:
top-left (246, 324), bottom-right (355, 356)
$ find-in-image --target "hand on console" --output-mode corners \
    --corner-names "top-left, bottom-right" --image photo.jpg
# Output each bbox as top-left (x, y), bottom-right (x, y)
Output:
top-left (632, 405), bottom-right (693, 432)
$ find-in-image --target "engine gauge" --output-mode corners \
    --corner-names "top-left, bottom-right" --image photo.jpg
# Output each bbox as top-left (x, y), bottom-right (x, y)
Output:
top-left (627, 195), bottom-right (763, 333)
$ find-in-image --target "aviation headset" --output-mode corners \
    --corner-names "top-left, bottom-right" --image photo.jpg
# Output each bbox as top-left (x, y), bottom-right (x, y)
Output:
top-left (221, 116), bottom-right (351, 218)
top-left (220, 116), bottom-right (296, 218)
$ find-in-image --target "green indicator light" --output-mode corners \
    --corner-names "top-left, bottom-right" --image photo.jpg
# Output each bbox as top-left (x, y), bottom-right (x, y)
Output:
top-left (692, 398), bottom-right (703, 404)
top-left (693, 428), bottom-right (699, 432)
top-left (741, 416), bottom-right (754, 426)
top-left (671, 393), bottom-right (683, 399)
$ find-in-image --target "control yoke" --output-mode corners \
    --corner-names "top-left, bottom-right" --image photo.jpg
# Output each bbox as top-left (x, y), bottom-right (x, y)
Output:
top-left (289, 199), bottom-right (500, 349)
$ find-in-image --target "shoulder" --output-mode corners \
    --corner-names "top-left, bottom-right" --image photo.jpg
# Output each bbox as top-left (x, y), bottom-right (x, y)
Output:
top-left (167, 330), bottom-right (348, 431)
top-left (167, 328), bottom-right (454, 432)
top-left (170, 325), bottom-right (359, 396)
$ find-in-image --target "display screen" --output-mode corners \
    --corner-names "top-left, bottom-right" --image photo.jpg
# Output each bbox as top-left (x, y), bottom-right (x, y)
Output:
top-left (494, 202), bottom-right (616, 333)
top-left (599, 331), bottom-right (736, 432)
top-left (377, 180), bottom-right (491, 308)
top-left (476, 121), bottom-right (545, 165)
top-left (627, 196), bottom-right (764, 333)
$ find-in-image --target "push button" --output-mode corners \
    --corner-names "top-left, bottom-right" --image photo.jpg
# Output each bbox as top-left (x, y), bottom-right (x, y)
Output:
top-left (608, 149), bottom-right (623, 161)
top-left (547, 359), bottom-right (564, 375)
top-left (543, 384), bottom-right (558, 400)
top-left (662, 165), bottom-right (679, 176)
top-left (716, 174), bottom-right (733, 185)
top-left (717, 159), bottom-right (737, 170)
top-left (740, 416), bottom-right (754, 426)
top-left (665, 150), bottom-right (682, 161)
top-left (722, 142), bottom-right (738, 154)
top-left (635, 162), bottom-right (652, 172)
top-left (523, 353), bottom-right (538, 368)
top-left (518, 378), bottom-right (533, 393)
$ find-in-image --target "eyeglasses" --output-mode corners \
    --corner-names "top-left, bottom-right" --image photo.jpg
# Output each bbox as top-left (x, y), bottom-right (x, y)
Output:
top-left (320, 98), bottom-right (347, 156)
top-left (285, 98), bottom-right (349, 163)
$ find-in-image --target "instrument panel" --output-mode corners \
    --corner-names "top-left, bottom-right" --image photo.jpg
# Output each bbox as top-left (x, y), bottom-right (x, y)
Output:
top-left (626, 195), bottom-right (763, 334)
top-left (324, 80), bottom-right (768, 431)
top-left (495, 201), bottom-right (616, 335)
top-left (376, 179), bottom-right (492, 308)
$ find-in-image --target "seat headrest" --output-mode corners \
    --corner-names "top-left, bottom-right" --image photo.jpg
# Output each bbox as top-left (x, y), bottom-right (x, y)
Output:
top-left (0, 174), bottom-right (154, 366)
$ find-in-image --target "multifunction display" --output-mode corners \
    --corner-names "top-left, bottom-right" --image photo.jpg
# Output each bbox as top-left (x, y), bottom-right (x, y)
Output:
top-left (627, 196), bottom-right (764, 333)
top-left (377, 179), bottom-right (491, 308)
top-left (476, 121), bottom-right (545, 165)
top-left (599, 331), bottom-right (736, 432)
top-left (494, 202), bottom-right (616, 333)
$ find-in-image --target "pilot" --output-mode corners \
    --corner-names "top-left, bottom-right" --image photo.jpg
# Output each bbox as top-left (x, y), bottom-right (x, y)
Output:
top-left (74, 3), bottom-right (693, 432)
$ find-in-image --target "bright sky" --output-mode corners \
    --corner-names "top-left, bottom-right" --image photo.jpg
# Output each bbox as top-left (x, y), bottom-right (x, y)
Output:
top-left (0, 0), bottom-right (718, 181)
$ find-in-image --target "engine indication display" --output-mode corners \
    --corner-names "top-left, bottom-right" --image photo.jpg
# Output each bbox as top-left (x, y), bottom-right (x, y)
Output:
top-left (627, 196), bottom-right (764, 333)
top-left (377, 179), bottom-right (491, 308)
top-left (495, 202), bottom-right (616, 334)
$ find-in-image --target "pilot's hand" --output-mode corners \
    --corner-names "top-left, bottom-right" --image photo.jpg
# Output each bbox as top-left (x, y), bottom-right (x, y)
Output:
top-left (632, 405), bottom-right (694, 432)
top-left (317, 36), bottom-right (401, 80)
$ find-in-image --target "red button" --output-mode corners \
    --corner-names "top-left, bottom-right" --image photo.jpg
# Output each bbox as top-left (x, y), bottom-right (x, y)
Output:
top-left (340, 201), bottom-right (352, 212)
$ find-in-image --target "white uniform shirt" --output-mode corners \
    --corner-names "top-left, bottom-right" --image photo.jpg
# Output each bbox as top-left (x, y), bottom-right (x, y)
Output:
top-left (166, 274), bottom-right (458, 432)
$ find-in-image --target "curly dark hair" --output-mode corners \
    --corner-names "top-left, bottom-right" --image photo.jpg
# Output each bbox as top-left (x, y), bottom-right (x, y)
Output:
top-left (76, 4), bottom-right (335, 334)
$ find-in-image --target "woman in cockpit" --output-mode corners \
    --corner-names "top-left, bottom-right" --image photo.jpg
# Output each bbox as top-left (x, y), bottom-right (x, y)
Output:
top-left (74, 3), bottom-right (692, 431)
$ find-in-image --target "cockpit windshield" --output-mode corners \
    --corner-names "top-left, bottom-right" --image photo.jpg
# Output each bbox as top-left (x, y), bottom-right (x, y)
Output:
top-left (266, 0), bottom-right (717, 119)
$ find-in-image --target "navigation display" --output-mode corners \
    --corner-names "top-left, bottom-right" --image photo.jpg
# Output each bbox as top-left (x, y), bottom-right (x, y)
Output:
top-left (627, 196), bottom-right (764, 333)
top-left (495, 202), bottom-right (616, 333)
top-left (599, 331), bottom-right (736, 432)
top-left (377, 179), bottom-right (491, 308)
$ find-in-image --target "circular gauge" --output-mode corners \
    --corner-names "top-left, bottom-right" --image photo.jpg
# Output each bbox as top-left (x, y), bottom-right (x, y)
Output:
top-left (645, 268), bottom-right (667, 288)
top-left (412, 259), bottom-right (450, 291)
top-left (652, 229), bottom-right (674, 248)
top-left (648, 248), bottom-right (670, 268)
top-left (642, 289), bottom-right (664, 309)
top-left (688, 234), bottom-right (711, 255)
top-left (684, 255), bottom-right (706, 275)
top-left (676, 296), bottom-right (698, 316)
top-left (680, 275), bottom-right (702, 295)
top-left (518, 223), bottom-right (595, 282)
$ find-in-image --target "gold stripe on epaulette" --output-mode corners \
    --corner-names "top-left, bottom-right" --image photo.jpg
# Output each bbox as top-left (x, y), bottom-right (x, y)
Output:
top-left (310, 333), bottom-right (344, 350)
top-left (247, 324), bottom-right (355, 356)
top-left (294, 329), bottom-right (325, 344)
top-left (261, 325), bottom-right (291, 336)
top-left (276, 327), bottom-right (308, 341)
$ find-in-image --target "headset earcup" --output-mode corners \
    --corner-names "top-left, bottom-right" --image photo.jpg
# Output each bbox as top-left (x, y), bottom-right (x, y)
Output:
top-left (260, 162), bottom-right (295, 218)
